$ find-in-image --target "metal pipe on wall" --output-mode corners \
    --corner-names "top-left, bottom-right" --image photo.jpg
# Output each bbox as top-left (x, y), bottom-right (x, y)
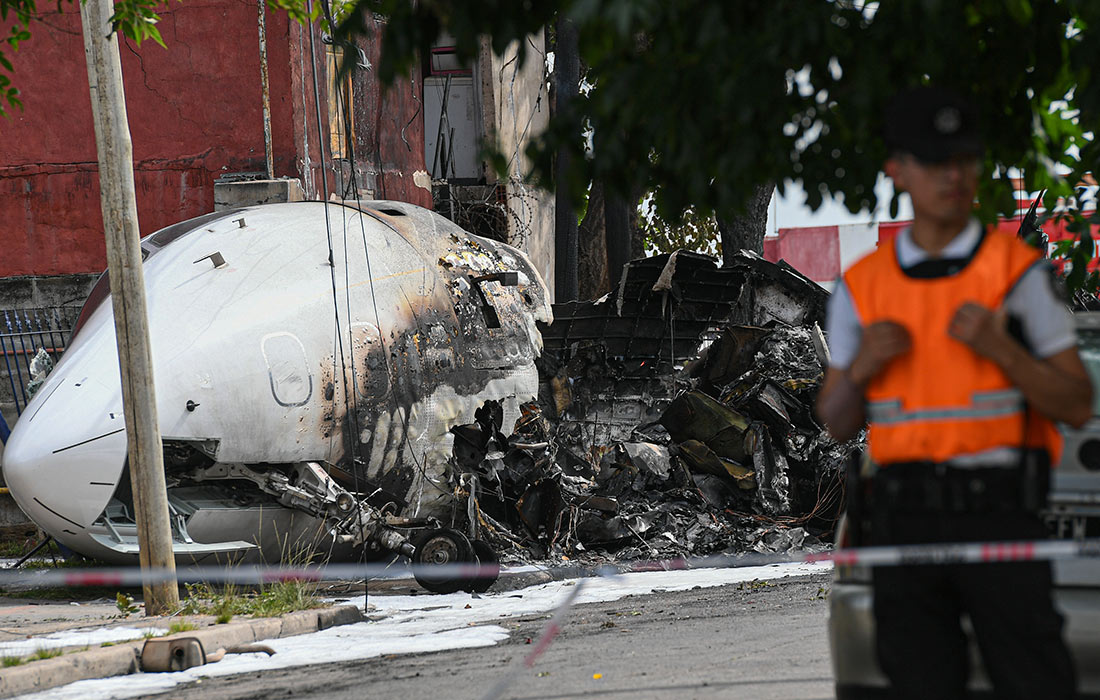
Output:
top-left (258, 0), bottom-right (275, 180)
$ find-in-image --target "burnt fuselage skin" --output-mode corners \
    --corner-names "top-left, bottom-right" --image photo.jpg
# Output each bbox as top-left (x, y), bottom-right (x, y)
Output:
top-left (2, 201), bottom-right (550, 563)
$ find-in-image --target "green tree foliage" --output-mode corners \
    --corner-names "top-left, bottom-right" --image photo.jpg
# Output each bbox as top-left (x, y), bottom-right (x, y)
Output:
top-left (335, 0), bottom-right (1099, 272)
top-left (4, 1), bottom-right (1099, 282)
top-left (0, 0), bottom-right (171, 115)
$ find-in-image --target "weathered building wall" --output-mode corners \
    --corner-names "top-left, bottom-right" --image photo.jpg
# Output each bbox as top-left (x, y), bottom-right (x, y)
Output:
top-left (0, 2), bottom-right (433, 286)
top-left (0, 3), bottom-right (299, 279)
top-left (482, 34), bottom-right (555, 298)
top-left (350, 15), bottom-right (432, 207)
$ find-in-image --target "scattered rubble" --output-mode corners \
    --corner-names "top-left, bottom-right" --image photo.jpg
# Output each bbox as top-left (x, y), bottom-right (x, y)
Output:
top-left (444, 251), bottom-right (854, 567)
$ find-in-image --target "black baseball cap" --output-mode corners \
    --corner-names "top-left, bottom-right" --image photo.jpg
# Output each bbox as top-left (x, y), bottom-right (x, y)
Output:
top-left (883, 87), bottom-right (982, 163)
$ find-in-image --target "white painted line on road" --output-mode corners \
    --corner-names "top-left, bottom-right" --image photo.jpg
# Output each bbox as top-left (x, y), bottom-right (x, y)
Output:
top-left (19, 561), bottom-right (828, 700)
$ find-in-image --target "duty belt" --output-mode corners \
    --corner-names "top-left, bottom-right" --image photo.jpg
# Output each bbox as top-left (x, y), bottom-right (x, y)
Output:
top-left (872, 452), bottom-right (1049, 515)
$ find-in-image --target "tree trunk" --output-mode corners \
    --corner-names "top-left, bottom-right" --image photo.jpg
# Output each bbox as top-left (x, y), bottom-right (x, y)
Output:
top-left (553, 17), bottom-right (580, 302)
top-left (578, 181), bottom-right (609, 300)
top-left (717, 182), bottom-right (773, 265)
top-left (605, 193), bottom-right (632, 291)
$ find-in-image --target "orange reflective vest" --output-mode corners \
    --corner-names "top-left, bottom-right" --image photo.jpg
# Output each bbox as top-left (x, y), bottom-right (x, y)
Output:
top-left (843, 229), bottom-right (1061, 466)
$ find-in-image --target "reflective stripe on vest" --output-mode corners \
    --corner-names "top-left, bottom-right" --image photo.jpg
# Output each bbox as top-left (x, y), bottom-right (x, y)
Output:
top-left (866, 388), bottom-right (1024, 425)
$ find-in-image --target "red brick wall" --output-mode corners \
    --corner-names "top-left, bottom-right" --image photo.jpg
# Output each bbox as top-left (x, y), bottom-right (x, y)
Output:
top-left (0, 2), bottom-right (429, 279)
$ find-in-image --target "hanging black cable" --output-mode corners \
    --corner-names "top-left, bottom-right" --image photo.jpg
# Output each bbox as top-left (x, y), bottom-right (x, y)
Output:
top-left (320, 0), bottom-right (449, 509)
top-left (306, 0), bottom-right (368, 535)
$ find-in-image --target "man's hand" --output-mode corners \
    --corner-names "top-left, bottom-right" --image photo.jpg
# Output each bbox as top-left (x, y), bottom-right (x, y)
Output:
top-left (849, 321), bottom-right (911, 386)
top-left (948, 302), bottom-right (1010, 362)
top-left (949, 301), bottom-right (1093, 427)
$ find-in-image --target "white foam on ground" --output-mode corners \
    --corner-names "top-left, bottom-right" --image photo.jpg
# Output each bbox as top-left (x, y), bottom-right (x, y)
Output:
top-left (0, 626), bottom-right (168, 656)
top-left (21, 560), bottom-right (829, 700)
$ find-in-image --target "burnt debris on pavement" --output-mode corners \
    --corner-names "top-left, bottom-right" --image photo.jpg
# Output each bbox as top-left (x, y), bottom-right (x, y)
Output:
top-left (445, 250), bottom-right (855, 567)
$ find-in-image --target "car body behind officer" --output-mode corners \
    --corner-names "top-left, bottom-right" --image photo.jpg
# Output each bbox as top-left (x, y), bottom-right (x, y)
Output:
top-left (816, 86), bottom-right (1092, 700)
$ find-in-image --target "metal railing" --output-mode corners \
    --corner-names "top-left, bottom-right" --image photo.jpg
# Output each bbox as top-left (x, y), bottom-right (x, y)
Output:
top-left (0, 307), bottom-right (81, 417)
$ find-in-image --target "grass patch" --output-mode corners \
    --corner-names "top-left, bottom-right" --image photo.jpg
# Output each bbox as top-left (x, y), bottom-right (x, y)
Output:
top-left (250, 579), bottom-right (324, 617)
top-left (168, 621), bottom-right (197, 634)
top-left (2, 656), bottom-right (23, 667)
top-left (0, 541), bottom-right (28, 558)
top-left (179, 534), bottom-right (326, 619)
top-left (180, 579), bottom-right (324, 619)
top-left (0, 538), bottom-right (72, 563)
top-left (32, 648), bottom-right (62, 660)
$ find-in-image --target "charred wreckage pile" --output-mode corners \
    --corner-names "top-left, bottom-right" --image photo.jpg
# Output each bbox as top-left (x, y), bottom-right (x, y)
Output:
top-left (443, 251), bottom-right (853, 573)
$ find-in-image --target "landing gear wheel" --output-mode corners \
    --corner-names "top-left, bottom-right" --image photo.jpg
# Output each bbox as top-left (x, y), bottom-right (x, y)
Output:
top-left (468, 539), bottom-right (500, 593)
top-left (412, 528), bottom-right (473, 594)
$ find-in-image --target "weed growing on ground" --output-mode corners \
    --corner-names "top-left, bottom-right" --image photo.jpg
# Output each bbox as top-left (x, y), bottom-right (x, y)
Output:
top-left (0, 541), bottom-right (26, 558)
top-left (180, 579), bottom-right (323, 619)
top-left (32, 648), bottom-right (62, 660)
top-left (116, 592), bottom-right (139, 616)
top-left (2, 656), bottom-right (23, 667)
top-left (168, 621), bottom-right (197, 634)
top-left (0, 537), bottom-right (65, 559)
top-left (179, 535), bottom-right (325, 619)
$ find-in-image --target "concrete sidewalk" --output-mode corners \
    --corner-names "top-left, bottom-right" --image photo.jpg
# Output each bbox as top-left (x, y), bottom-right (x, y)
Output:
top-left (0, 593), bottom-right (363, 698)
top-left (0, 564), bottom-right (566, 698)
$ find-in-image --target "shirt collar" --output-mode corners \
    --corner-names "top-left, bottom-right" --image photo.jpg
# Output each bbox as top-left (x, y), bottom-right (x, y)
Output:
top-left (895, 218), bottom-right (982, 269)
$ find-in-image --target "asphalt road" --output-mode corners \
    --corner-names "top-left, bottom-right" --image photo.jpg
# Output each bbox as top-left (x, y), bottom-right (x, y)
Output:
top-left (137, 573), bottom-right (835, 700)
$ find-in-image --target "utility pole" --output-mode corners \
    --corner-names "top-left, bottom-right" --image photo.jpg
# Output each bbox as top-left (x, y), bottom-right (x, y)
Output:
top-left (80, 0), bottom-right (179, 615)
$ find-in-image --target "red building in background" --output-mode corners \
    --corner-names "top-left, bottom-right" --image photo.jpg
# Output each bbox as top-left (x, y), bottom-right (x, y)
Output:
top-left (765, 188), bottom-right (1099, 290)
top-left (0, 2), bottom-right (428, 305)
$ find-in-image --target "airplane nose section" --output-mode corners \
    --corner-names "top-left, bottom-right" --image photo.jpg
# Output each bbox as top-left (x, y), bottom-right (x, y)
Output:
top-left (3, 373), bottom-right (128, 537)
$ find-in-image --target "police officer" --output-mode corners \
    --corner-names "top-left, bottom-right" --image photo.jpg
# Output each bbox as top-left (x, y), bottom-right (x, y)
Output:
top-left (817, 87), bottom-right (1091, 699)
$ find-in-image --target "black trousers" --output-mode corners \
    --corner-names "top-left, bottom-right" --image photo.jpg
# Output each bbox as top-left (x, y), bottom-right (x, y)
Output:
top-left (871, 507), bottom-right (1076, 699)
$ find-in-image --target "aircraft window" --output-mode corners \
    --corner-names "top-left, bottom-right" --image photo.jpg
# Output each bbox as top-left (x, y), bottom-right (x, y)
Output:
top-left (377, 208), bottom-right (406, 216)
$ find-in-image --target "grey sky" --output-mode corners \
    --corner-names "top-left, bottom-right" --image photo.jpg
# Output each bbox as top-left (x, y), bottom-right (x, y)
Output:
top-left (766, 173), bottom-right (913, 234)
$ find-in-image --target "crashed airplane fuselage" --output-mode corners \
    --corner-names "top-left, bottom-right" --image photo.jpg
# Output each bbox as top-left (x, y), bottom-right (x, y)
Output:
top-left (2, 201), bottom-right (550, 575)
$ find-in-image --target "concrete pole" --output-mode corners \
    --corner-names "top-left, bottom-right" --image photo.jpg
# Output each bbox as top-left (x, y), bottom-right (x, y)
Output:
top-left (79, 0), bottom-right (179, 615)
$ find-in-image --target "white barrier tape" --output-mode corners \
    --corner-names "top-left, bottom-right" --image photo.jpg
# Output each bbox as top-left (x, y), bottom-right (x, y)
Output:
top-left (2, 537), bottom-right (1098, 589)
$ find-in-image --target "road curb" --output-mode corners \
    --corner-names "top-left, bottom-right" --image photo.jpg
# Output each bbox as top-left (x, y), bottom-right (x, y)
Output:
top-left (0, 604), bottom-right (364, 698)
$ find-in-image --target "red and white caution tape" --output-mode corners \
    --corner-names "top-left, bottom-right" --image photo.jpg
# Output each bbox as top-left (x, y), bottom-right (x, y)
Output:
top-left (1, 537), bottom-right (1098, 588)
